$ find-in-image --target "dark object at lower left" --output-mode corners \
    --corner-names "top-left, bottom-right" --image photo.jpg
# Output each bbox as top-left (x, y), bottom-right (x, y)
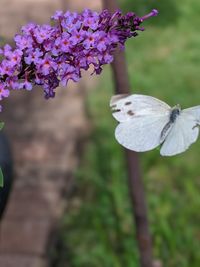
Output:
top-left (0, 132), bottom-right (13, 219)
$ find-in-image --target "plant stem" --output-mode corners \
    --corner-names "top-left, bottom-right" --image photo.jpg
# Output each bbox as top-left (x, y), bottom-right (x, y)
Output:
top-left (102, 1), bottom-right (153, 266)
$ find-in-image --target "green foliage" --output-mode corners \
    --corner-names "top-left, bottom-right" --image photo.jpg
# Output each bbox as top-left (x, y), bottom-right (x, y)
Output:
top-left (56, 1), bottom-right (200, 267)
top-left (0, 122), bottom-right (4, 131)
top-left (0, 168), bottom-right (3, 187)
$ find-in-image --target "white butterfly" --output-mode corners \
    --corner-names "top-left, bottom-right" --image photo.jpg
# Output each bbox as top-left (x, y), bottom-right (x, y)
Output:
top-left (110, 94), bottom-right (200, 156)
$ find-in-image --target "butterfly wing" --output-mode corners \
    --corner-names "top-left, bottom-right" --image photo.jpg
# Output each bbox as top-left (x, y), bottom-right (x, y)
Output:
top-left (160, 112), bottom-right (199, 156)
top-left (182, 105), bottom-right (200, 123)
top-left (115, 114), bottom-right (170, 152)
top-left (110, 94), bottom-right (171, 122)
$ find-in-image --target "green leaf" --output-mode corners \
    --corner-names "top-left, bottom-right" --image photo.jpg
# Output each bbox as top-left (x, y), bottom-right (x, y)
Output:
top-left (0, 168), bottom-right (3, 187)
top-left (0, 122), bottom-right (5, 131)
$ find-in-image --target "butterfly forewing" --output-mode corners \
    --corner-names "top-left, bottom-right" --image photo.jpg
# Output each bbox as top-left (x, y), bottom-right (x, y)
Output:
top-left (160, 112), bottom-right (199, 156)
top-left (115, 114), bottom-right (170, 152)
top-left (110, 94), bottom-right (171, 122)
top-left (182, 106), bottom-right (200, 122)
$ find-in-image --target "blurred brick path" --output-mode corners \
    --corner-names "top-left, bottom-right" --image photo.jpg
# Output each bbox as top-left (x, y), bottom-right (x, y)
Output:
top-left (0, 1), bottom-right (101, 267)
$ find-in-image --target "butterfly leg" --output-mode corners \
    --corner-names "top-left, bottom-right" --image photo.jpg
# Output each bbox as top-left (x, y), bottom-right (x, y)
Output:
top-left (192, 123), bottom-right (200, 130)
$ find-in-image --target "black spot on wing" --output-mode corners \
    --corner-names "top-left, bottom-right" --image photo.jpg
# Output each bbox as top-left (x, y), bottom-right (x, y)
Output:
top-left (112, 109), bottom-right (121, 113)
top-left (111, 104), bottom-right (117, 109)
top-left (125, 101), bottom-right (132, 106)
top-left (127, 110), bottom-right (134, 116)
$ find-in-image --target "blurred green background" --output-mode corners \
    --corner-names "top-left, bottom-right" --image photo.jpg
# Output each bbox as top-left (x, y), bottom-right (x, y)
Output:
top-left (54, 1), bottom-right (200, 266)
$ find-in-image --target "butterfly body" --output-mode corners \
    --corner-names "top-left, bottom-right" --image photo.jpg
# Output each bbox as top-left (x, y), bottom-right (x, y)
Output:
top-left (160, 105), bottom-right (181, 143)
top-left (169, 105), bottom-right (181, 123)
top-left (110, 94), bottom-right (200, 156)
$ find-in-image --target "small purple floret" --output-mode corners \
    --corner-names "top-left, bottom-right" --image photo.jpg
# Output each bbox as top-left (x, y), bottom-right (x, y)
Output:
top-left (141, 9), bottom-right (159, 21)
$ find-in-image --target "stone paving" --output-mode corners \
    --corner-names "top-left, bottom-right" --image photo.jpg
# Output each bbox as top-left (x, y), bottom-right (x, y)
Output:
top-left (0, 1), bottom-right (101, 266)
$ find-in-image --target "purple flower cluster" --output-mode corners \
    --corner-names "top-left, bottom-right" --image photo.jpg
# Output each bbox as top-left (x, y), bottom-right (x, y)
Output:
top-left (0, 8), bottom-right (158, 110)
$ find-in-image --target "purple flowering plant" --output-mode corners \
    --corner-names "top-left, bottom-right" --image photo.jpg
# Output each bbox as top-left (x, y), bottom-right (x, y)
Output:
top-left (0, 8), bottom-right (158, 108)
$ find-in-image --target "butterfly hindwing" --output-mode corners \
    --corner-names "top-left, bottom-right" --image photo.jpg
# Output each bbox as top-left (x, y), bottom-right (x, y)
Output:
top-left (115, 114), bottom-right (170, 152)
